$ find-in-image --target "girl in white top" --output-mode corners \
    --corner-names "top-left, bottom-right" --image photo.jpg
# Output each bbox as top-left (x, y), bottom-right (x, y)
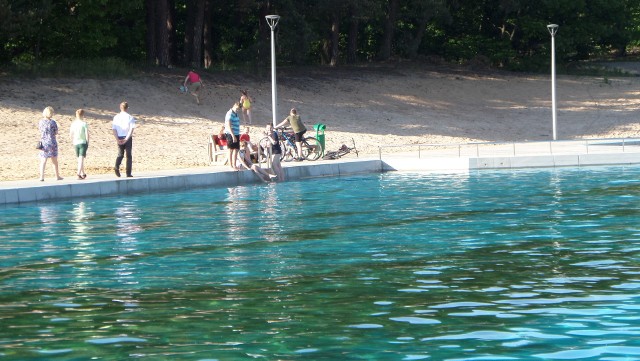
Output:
top-left (69, 109), bottom-right (90, 179)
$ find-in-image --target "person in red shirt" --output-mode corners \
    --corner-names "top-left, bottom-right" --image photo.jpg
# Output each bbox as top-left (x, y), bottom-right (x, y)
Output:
top-left (239, 126), bottom-right (258, 162)
top-left (213, 126), bottom-right (227, 148)
top-left (239, 126), bottom-right (250, 142)
top-left (183, 70), bottom-right (204, 104)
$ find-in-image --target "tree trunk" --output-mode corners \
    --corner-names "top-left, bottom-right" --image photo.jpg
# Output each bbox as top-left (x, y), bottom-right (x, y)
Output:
top-left (203, 0), bottom-right (213, 69)
top-left (183, 0), bottom-right (195, 66)
top-left (378, 0), bottom-right (398, 60)
top-left (257, 1), bottom-right (271, 67)
top-left (408, 15), bottom-right (428, 59)
top-left (329, 12), bottom-right (340, 66)
top-left (190, 0), bottom-right (205, 68)
top-left (145, 0), bottom-right (157, 65)
top-left (320, 39), bottom-right (330, 65)
top-left (347, 7), bottom-right (359, 64)
top-left (156, 0), bottom-right (174, 67)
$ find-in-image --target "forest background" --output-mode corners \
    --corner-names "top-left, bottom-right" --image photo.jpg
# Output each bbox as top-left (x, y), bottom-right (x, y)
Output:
top-left (2, 0), bottom-right (640, 73)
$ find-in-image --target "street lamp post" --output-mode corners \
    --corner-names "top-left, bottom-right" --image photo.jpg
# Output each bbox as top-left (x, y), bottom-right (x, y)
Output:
top-left (547, 24), bottom-right (559, 140)
top-left (266, 15), bottom-right (280, 127)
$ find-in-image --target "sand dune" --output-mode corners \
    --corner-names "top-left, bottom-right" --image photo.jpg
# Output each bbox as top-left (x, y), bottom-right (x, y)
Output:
top-left (1, 64), bottom-right (639, 181)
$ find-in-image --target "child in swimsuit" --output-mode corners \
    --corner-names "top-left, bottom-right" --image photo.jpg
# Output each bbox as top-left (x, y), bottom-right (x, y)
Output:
top-left (240, 90), bottom-right (252, 124)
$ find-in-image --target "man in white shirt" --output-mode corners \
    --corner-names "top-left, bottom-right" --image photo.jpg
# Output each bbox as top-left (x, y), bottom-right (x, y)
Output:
top-left (112, 101), bottom-right (136, 177)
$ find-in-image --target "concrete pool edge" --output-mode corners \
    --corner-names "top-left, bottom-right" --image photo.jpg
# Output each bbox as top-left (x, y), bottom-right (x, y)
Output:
top-left (0, 159), bottom-right (381, 206)
top-left (381, 151), bottom-right (640, 172)
top-left (2, 151), bottom-right (640, 206)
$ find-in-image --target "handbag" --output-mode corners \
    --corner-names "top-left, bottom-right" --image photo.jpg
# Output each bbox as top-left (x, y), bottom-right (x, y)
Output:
top-left (36, 141), bottom-right (43, 150)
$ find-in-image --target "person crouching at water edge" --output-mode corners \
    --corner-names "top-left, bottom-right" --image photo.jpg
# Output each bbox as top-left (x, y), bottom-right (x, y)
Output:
top-left (238, 140), bottom-right (277, 182)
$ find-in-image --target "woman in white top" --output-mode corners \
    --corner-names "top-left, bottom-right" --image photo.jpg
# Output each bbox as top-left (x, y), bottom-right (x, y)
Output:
top-left (69, 109), bottom-right (89, 179)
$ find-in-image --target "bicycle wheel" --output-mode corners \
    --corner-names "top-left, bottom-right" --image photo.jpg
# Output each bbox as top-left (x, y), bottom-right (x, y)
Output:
top-left (302, 137), bottom-right (323, 161)
top-left (281, 141), bottom-right (296, 162)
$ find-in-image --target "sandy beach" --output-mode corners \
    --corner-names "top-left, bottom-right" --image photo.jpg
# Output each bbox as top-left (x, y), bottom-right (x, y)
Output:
top-left (1, 63), bottom-right (639, 182)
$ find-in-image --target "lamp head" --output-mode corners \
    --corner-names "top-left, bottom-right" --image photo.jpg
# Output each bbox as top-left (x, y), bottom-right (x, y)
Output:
top-left (266, 15), bottom-right (280, 29)
top-left (547, 24), bottom-right (559, 35)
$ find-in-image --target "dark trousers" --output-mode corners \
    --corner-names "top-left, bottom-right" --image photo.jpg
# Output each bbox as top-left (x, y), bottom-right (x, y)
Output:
top-left (115, 137), bottom-right (133, 176)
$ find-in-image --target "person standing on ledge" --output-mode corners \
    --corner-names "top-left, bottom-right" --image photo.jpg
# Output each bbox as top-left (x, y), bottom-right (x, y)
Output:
top-left (224, 102), bottom-right (242, 171)
top-left (38, 106), bottom-right (63, 181)
top-left (112, 101), bottom-right (136, 177)
top-left (69, 108), bottom-right (89, 180)
top-left (265, 123), bottom-right (284, 181)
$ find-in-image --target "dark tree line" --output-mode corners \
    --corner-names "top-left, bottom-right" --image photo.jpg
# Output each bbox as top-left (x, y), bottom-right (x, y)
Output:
top-left (1, 0), bottom-right (639, 72)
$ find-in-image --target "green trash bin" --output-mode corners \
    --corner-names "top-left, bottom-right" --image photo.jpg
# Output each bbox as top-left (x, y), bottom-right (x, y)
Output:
top-left (313, 123), bottom-right (326, 156)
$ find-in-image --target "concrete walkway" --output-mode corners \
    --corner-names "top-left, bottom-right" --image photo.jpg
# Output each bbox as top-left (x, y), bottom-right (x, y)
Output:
top-left (4, 139), bottom-right (640, 206)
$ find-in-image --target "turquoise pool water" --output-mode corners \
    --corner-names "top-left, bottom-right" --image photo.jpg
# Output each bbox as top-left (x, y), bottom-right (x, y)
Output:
top-left (2, 166), bottom-right (640, 360)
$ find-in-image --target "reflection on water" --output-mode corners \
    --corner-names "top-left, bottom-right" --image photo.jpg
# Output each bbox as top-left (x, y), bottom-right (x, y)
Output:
top-left (1, 166), bottom-right (640, 360)
top-left (113, 201), bottom-right (141, 287)
top-left (68, 202), bottom-right (96, 290)
top-left (39, 205), bottom-right (58, 256)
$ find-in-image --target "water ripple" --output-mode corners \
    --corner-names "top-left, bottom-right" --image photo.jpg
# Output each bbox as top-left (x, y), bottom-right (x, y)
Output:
top-left (86, 337), bottom-right (148, 344)
top-left (390, 316), bottom-right (441, 325)
top-left (535, 346), bottom-right (640, 359)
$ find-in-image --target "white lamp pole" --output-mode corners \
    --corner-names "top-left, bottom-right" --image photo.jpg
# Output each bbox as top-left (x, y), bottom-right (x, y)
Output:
top-left (547, 24), bottom-right (559, 140)
top-left (266, 15), bottom-right (281, 127)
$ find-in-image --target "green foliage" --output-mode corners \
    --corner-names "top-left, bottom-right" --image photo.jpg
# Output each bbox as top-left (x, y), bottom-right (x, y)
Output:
top-left (2, 57), bottom-right (138, 78)
top-left (1, 0), bottom-right (144, 66)
top-left (1, 0), bottom-right (639, 73)
top-left (629, 1), bottom-right (640, 47)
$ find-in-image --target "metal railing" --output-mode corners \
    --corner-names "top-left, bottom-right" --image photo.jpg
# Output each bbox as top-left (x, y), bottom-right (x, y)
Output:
top-left (378, 138), bottom-right (640, 159)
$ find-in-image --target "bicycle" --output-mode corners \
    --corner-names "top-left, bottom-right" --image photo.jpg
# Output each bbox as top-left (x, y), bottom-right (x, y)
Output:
top-left (259, 127), bottom-right (323, 162)
top-left (322, 139), bottom-right (359, 160)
